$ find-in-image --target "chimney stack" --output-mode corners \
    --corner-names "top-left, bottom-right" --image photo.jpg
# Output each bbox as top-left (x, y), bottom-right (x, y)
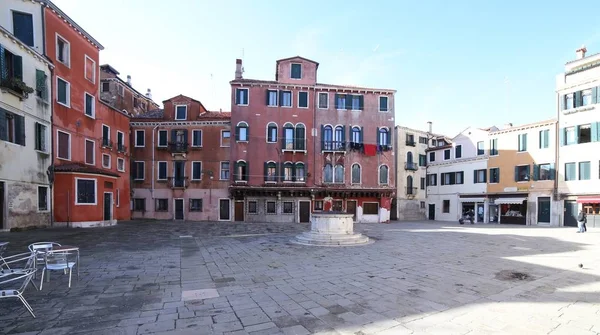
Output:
top-left (427, 121), bottom-right (432, 134)
top-left (576, 45), bottom-right (587, 60)
top-left (146, 88), bottom-right (152, 100)
top-left (235, 59), bottom-right (243, 80)
top-left (126, 75), bottom-right (132, 86)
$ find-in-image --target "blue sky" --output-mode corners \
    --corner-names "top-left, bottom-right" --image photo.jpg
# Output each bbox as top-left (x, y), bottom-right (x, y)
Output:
top-left (53, 0), bottom-right (600, 136)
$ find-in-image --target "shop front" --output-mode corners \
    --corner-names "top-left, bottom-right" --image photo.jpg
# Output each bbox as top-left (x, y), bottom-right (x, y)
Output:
top-left (577, 195), bottom-right (600, 228)
top-left (494, 196), bottom-right (527, 225)
top-left (459, 197), bottom-right (486, 223)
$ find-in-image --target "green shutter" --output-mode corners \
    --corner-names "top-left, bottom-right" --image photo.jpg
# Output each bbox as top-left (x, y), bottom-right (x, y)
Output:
top-left (532, 164), bottom-right (539, 181)
top-left (263, 162), bottom-right (268, 181)
top-left (593, 87), bottom-right (598, 104)
top-left (265, 90), bottom-right (270, 105)
top-left (279, 91), bottom-right (284, 106)
top-left (497, 168), bottom-right (500, 183)
top-left (182, 130), bottom-right (188, 145)
top-left (473, 170), bottom-right (477, 183)
top-left (592, 123), bottom-right (599, 142)
top-left (13, 55), bottom-right (23, 80)
top-left (574, 125), bottom-right (580, 144)
top-left (334, 94), bottom-right (339, 109)
top-left (235, 126), bottom-right (240, 141)
top-left (376, 127), bottom-right (380, 145)
top-left (0, 108), bottom-right (7, 141)
top-left (561, 95), bottom-right (566, 110)
top-left (360, 126), bottom-right (364, 143)
top-left (345, 94), bottom-right (352, 110)
top-left (235, 89), bottom-right (240, 105)
top-left (14, 114), bottom-right (25, 145)
top-left (575, 91), bottom-right (582, 107)
top-left (597, 86), bottom-right (600, 104)
top-left (0, 44), bottom-right (7, 82)
top-left (522, 133), bottom-right (527, 151)
top-left (348, 125), bottom-right (352, 143)
top-left (246, 163), bottom-right (249, 181)
top-left (358, 96), bottom-right (364, 110)
top-left (280, 163), bottom-right (285, 182)
top-left (386, 129), bottom-right (391, 146)
top-left (514, 166), bottom-right (518, 182)
top-left (341, 125), bottom-right (346, 144)
top-left (549, 163), bottom-right (555, 180)
top-left (320, 125), bottom-right (325, 150)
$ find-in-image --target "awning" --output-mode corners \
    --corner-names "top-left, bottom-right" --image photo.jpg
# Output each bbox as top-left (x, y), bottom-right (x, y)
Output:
top-left (576, 196), bottom-right (600, 204)
top-left (459, 197), bottom-right (485, 203)
top-left (494, 197), bottom-right (527, 205)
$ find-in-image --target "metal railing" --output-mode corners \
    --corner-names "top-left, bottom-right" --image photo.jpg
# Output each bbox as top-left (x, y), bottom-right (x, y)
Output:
top-left (406, 140), bottom-right (416, 147)
top-left (322, 141), bottom-right (346, 151)
top-left (168, 177), bottom-right (189, 188)
top-left (102, 138), bottom-right (112, 148)
top-left (406, 187), bottom-right (417, 195)
top-left (168, 142), bottom-right (188, 153)
top-left (117, 144), bottom-right (127, 153)
top-left (281, 138), bottom-right (306, 151)
top-left (405, 162), bottom-right (418, 171)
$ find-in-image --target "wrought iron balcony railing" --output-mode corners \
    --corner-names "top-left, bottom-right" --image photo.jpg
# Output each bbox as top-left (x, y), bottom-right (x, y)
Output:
top-left (168, 142), bottom-right (188, 153)
top-left (405, 162), bottom-right (418, 171)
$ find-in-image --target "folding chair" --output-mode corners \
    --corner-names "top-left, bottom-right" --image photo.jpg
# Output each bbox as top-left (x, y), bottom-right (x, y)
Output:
top-left (0, 253), bottom-right (37, 318)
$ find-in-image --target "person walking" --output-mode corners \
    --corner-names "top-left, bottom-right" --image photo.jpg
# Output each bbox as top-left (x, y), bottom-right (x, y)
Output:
top-left (577, 210), bottom-right (587, 233)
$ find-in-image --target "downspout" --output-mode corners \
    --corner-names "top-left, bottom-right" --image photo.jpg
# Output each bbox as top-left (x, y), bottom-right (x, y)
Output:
top-left (554, 92), bottom-right (560, 226)
top-left (42, 5), bottom-right (53, 227)
top-left (151, 125), bottom-right (159, 200)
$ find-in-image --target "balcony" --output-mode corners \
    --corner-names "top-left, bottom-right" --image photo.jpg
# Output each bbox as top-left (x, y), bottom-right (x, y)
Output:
top-left (405, 162), bottom-right (418, 171)
top-left (281, 138), bottom-right (306, 152)
top-left (102, 138), bottom-right (113, 148)
top-left (0, 77), bottom-right (33, 100)
top-left (405, 187), bottom-right (417, 196)
top-left (322, 141), bottom-right (346, 152)
top-left (117, 144), bottom-right (127, 153)
top-left (168, 142), bottom-right (188, 154)
top-left (168, 177), bottom-right (189, 189)
top-left (406, 139), bottom-right (416, 147)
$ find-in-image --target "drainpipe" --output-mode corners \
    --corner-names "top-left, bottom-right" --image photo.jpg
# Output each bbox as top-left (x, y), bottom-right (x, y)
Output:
top-left (554, 92), bottom-right (560, 226)
top-left (151, 125), bottom-right (160, 200)
top-left (48, 65), bottom-right (54, 227)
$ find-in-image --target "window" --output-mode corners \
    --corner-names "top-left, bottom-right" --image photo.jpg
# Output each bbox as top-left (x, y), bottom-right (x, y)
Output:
top-left (57, 131), bottom-right (70, 160)
top-left (158, 130), bottom-right (167, 147)
top-left (515, 165), bottom-right (530, 182)
top-left (157, 161), bottom-right (167, 180)
top-left (455, 145), bottom-right (462, 159)
top-left (335, 94), bottom-right (346, 109)
top-left (582, 90), bottom-right (592, 106)
top-left (579, 124), bottom-right (591, 144)
top-left (133, 198), bottom-right (146, 211)
top-left (265, 162), bottom-right (277, 182)
top-left (118, 85), bottom-right (124, 97)
top-left (379, 165), bottom-right (389, 185)
top-left (406, 134), bottom-right (415, 146)
top-left (323, 164), bottom-right (333, 183)
top-left (565, 127), bottom-right (576, 145)
top-left (442, 200), bottom-right (450, 213)
top-left (490, 139), bottom-right (498, 156)
top-left (334, 164), bottom-right (344, 183)
top-left (477, 141), bottom-right (485, 155)
top-left (221, 130), bottom-right (230, 147)
top-left (298, 92), bottom-right (308, 108)
top-left (175, 105), bottom-right (187, 120)
top-left (192, 130), bottom-right (202, 147)
top-left (537, 164), bottom-right (552, 181)
top-left (81, 93), bottom-right (94, 118)
top-left (35, 69), bottom-right (48, 101)
top-left (12, 11), bottom-right (34, 46)
top-left (192, 161), bottom-right (202, 180)
top-left (427, 174), bottom-right (437, 186)
top-left (235, 88), bottom-right (249, 105)
top-left (236, 122), bottom-right (249, 141)
top-left (248, 201), bottom-right (257, 214)
top-left (187, 198), bottom-right (203, 212)
top-left (282, 163), bottom-right (293, 182)
top-left (135, 130), bottom-right (145, 147)
top-left (351, 95), bottom-right (362, 110)
top-left (420, 201), bottom-right (425, 209)
top-left (378, 128), bottom-right (389, 146)
top-left (474, 169), bottom-right (487, 183)
top-left (441, 172), bottom-right (463, 185)
top-left (489, 168), bottom-right (500, 183)
top-left (266, 90), bottom-right (278, 106)
top-left (314, 201), bottom-right (323, 211)
top-left (579, 161), bottom-right (591, 180)
top-left (101, 82), bottom-right (110, 92)
top-left (117, 158), bottom-right (125, 172)
top-left (133, 161), bottom-right (145, 180)
top-left (155, 199), bottom-right (168, 212)
top-left (333, 126), bottom-right (344, 150)
top-left (283, 202), bottom-right (293, 214)
top-left (35, 122), bottom-right (47, 152)
top-left (322, 126), bottom-right (333, 150)
top-left (281, 91), bottom-right (292, 107)
top-left (379, 96), bottom-right (389, 112)
top-left (102, 154), bottom-right (111, 168)
top-left (363, 203), bottom-right (379, 215)
top-left (348, 127), bottom-right (360, 144)
top-left (85, 139), bottom-right (95, 165)
top-left (84, 56), bottom-right (95, 83)
top-left (565, 93), bottom-right (574, 109)
top-left (266, 201), bottom-right (276, 214)
top-left (419, 154), bottom-right (426, 166)
top-left (419, 136), bottom-right (427, 144)
top-left (57, 77), bottom-right (70, 106)
top-left (295, 163), bottom-right (306, 182)
top-left (220, 161), bottom-right (230, 180)
top-left (444, 149), bottom-right (451, 160)
top-left (351, 164), bottom-right (361, 184)
top-left (56, 35), bottom-right (70, 66)
top-left (539, 130), bottom-right (549, 149)
top-left (117, 131), bottom-right (125, 152)
top-left (38, 186), bottom-right (48, 212)
top-left (291, 63), bottom-right (302, 79)
top-left (267, 123), bottom-right (277, 143)
top-left (565, 162), bottom-right (576, 181)
top-left (420, 177), bottom-right (425, 190)
top-left (429, 152), bottom-right (435, 163)
top-left (76, 178), bottom-right (96, 205)
top-left (332, 200), bottom-right (343, 212)
top-left (101, 125), bottom-right (110, 147)
top-left (318, 93), bottom-right (328, 109)
top-left (518, 134), bottom-right (527, 152)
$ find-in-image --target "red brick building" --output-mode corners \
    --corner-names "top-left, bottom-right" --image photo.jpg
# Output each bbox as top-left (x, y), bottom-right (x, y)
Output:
top-left (44, 2), bottom-right (131, 227)
top-left (230, 56), bottom-right (395, 223)
top-left (130, 95), bottom-right (231, 221)
top-left (99, 64), bottom-right (159, 116)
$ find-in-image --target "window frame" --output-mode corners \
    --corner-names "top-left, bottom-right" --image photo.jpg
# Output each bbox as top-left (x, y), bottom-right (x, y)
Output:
top-left (379, 96), bottom-right (389, 112)
top-left (455, 145), bottom-right (462, 159)
top-left (56, 76), bottom-right (71, 107)
top-left (298, 91), bottom-right (309, 108)
top-left (116, 131), bottom-right (125, 151)
top-left (351, 163), bottom-right (361, 184)
top-left (443, 149), bottom-right (451, 160)
top-left (539, 129), bottom-right (550, 149)
top-left (248, 200), bottom-right (258, 214)
top-left (538, 163), bottom-right (552, 181)
top-left (282, 201), bottom-right (293, 214)
top-left (117, 157), bottom-right (125, 172)
top-left (281, 90), bottom-right (292, 108)
top-left (236, 122), bottom-right (249, 142)
top-left (157, 130), bottom-right (168, 147)
top-left (56, 130), bottom-right (71, 161)
top-left (84, 139), bottom-right (95, 165)
top-left (266, 123), bottom-right (278, 143)
top-left (192, 129), bottom-right (203, 147)
top-left (155, 198), bottom-right (169, 212)
top-left (517, 133), bottom-right (528, 152)
top-left (101, 82), bottom-right (110, 92)
top-left (220, 130), bottom-right (231, 147)
top-left (175, 105), bottom-right (187, 120)
top-left (318, 92), bottom-right (329, 109)
top-left (118, 84), bottom-right (124, 97)
top-left (314, 200), bottom-right (324, 211)
top-left (84, 55), bottom-right (96, 83)
top-left (474, 169), bottom-right (487, 183)
top-left (75, 178), bottom-right (97, 205)
top-left (579, 161), bottom-right (591, 180)
top-left (190, 199), bottom-right (203, 212)
top-left (191, 161), bottom-right (202, 181)
top-left (565, 162), bottom-right (576, 181)
top-left (476, 141), bottom-right (485, 156)
top-left (489, 167), bottom-right (500, 184)
top-left (442, 200), bottom-right (450, 213)
top-left (11, 10), bottom-right (35, 47)
top-left (55, 33), bottom-right (70, 67)
top-left (135, 130), bottom-right (145, 147)
top-left (157, 161), bottom-right (167, 181)
top-left (290, 63), bottom-right (302, 79)
top-left (83, 92), bottom-right (95, 118)
top-left (37, 186), bottom-right (49, 212)
top-left (429, 152), bottom-right (436, 163)
top-left (134, 161), bottom-right (145, 181)
top-left (220, 161), bottom-right (230, 180)
top-left (490, 138), bottom-right (498, 156)
top-left (34, 122), bottom-right (48, 153)
top-left (363, 202), bottom-right (379, 215)
top-left (133, 198), bottom-right (146, 211)
top-left (267, 89), bottom-right (278, 107)
top-left (515, 165), bottom-right (530, 182)
top-left (266, 201), bottom-right (277, 214)
top-left (378, 164), bottom-right (389, 185)
top-left (235, 88), bottom-right (249, 106)
top-left (102, 153), bottom-right (111, 169)
top-left (334, 164), bottom-right (344, 184)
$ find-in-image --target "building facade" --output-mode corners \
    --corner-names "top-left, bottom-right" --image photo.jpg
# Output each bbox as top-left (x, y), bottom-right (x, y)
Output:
top-left (0, 18), bottom-right (53, 230)
top-left (99, 64), bottom-right (159, 116)
top-left (130, 95), bottom-right (230, 221)
top-left (229, 56), bottom-right (395, 224)
top-left (556, 46), bottom-right (600, 228)
top-left (426, 127), bottom-right (493, 222)
top-left (487, 120), bottom-right (559, 226)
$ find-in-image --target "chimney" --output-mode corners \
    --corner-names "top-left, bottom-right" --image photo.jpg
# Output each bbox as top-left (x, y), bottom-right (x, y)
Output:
top-left (126, 75), bottom-right (132, 86)
top-left (427, 121), bottom-right (432, 134)
top-left (503, 123), bottom-right (513, 129)
top-left (235, 59), bottom-right (243, 80)
top-left (576, 45), bottom-right (587, 60)
top-left (146, 88), bottom-right (152, 100)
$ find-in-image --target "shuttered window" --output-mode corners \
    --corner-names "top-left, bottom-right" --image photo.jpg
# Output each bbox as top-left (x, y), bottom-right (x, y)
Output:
top-left (85, 139), bottom-right (95, 165)
top-left (0, 109), bottom-right (25, 146)
top-left (57, 131), bottom-right (70, 159)
top-left (36, 69), bottom-right (48, 101)
top-left (35, 122), bottom-right (47, 152)
top-left (12, 11), bottom-right (34, 47)
top-left (76, 179), bottom-right (96, 205)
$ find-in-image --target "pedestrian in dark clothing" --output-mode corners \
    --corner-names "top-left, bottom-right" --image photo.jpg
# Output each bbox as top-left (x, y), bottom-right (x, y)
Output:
top-left (577, 210), bottom-right (587, 233)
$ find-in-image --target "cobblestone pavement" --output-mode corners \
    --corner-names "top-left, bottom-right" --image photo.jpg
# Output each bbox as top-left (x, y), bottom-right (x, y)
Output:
top-left (1, 221), bottom-right (599, 335)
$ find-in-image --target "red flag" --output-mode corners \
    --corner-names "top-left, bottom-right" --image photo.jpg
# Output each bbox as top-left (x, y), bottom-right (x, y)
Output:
top-left (364, 144), bottom-right (377, 156)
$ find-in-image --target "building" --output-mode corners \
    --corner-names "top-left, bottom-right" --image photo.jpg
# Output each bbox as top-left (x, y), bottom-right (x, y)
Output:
top-left (130, 95), bottom-right (231, 221)
top-left (229, 56), bottom-right (395, 223)
top-left (556, 46), bottom-right (600, 228)
top-left (43, 1), bottom-right (131, 227)
top-left (487, 120), bottom-right (559, 225)
top-left (99, 64), bottom-right (159, 116)
top-left (426, 127), bottom-right (495, 222)
top-left (0, 14), bottom-right (53, 230)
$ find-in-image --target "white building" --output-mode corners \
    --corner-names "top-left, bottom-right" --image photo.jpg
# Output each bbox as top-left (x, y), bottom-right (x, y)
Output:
top-left (426, 127), bottom-right (495, 222)
top-left (0, 22), bottom-right (53, 230)
top-left (556, 46), bottom-right (600, 229)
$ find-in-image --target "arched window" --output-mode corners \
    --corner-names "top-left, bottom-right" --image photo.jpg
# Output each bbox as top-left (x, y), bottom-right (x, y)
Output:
top-left (351, 164), bottom-right (361, 184)
top-left (283, 123), bottom-right (294, 149)
top-left (351, 126), bottom-right (362, 144)
top-left (334, 126), bottom-right (344, 150)
top-left (323, 126), bottom-right (333, 150)
top-left (266, 123), bottom-right (278, 143)
top-left (378, 128), bottom-right (389, 146)
top-left (407, 176), bottom-right (414, 194)
top-left (236, 122), bottom-right (249, 142)
top-left (235, 160), bottom-right (248, 181)
top-left (295, 124), bottom-right (305, 150)
top-left (295, 162), bottom-right (305, 182)
top-left (379, 165), bottom-right (389, 185)
top-left (264, 161), bottom-right (277, 182)
top-left (334, 164), bottom-right (344, 183)
top-left (406, 151), bottom-right (413, 164)
top-left (323, 164), bottom-right (333, 183)
top-left (283, 162), bottom-right (293, 181)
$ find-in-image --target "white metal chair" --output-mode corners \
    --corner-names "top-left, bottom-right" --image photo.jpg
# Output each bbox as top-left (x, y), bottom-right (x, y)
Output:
top-left (0, 253), bottom-right (37, 318)
top-left (40, 250), bottom-right (77, 290)
top-left (1, 251), bottom-right (39, 290)
top-left (0, 242), bottom-right (9, 269)
top-left (28, 242), bottom-right (61, 279)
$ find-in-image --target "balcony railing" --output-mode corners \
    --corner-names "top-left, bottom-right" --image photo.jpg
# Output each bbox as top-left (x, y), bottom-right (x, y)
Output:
top-left (405, 162), bottom-right (418, 171)
top-left (406, 139), bottom-right (416, 147)
top-left (102, 138), bottom-right (113, 148)
top-left (117, 143), bottom-right (127, 153)
top-left (169, 142), bottom-right (188, 153)
top-left (168, 176), bottom-right (189, 189)
top-left (322, 141), bottom-right (346, 152)
top-left (406, 187), bottom-right (417, 195)
top-left (281, 138), bottom-right (306, 151)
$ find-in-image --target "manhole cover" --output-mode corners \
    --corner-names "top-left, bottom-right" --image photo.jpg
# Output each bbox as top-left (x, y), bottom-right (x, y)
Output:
top-left (495, 270), bottom-right (533, 281)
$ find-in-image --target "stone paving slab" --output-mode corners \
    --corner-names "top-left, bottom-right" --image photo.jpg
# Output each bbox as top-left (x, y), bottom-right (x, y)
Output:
top-left (1, 221), bottom-right (600, 334)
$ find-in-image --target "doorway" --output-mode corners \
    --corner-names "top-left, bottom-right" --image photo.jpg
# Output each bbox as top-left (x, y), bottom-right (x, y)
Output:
top-left (103, 192), bottom-right (113, 221)
top-left (174, 161), bottom-right (185, 188)
top-left (0, 182), bottom-right (5, 229)
top-left (174, 199), bottom-right (184, 220)
top-left (234, 201), bottom-right (244, 222)
top-left (488, 204), bottom-right (499, 223)
top-left (428, 204), bottom-right (435, 220)
top-left (299, 201), bottom-right (310, 223)
top-left (390, 198), bottom-right (397, 220)
top-left (346, 200), bottom-right (357, 221)
top-left (564, 200), bottom-right (578, 227)
top-left (476, 203), bottom-right (484, 223)
top-left (219, 199), bottom-right (231, 221)
top-left (537, 197), bottom-right (551, 224)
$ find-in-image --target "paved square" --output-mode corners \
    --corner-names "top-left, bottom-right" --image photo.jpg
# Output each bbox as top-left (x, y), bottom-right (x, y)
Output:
top-left (1, 221), bottom-right (599, 334)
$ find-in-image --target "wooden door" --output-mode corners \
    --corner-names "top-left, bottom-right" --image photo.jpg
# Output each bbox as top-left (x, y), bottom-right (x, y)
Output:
top-left (234, 201), bottom-right (244, 222)
top-left (219, 199), bottom-right (230, 221)
top-left (103, 193), bottom-right (112, 221)
top-left (564, 200), bottom-right (578, 227)
top-left (175, 199), bottom-right (184, 220)
top-left (347, 200), bottom-right (357, 221)
top-left (299, 201), bottom-right (310, 223)
top-left (428, 204), bottom-right (435, 220)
